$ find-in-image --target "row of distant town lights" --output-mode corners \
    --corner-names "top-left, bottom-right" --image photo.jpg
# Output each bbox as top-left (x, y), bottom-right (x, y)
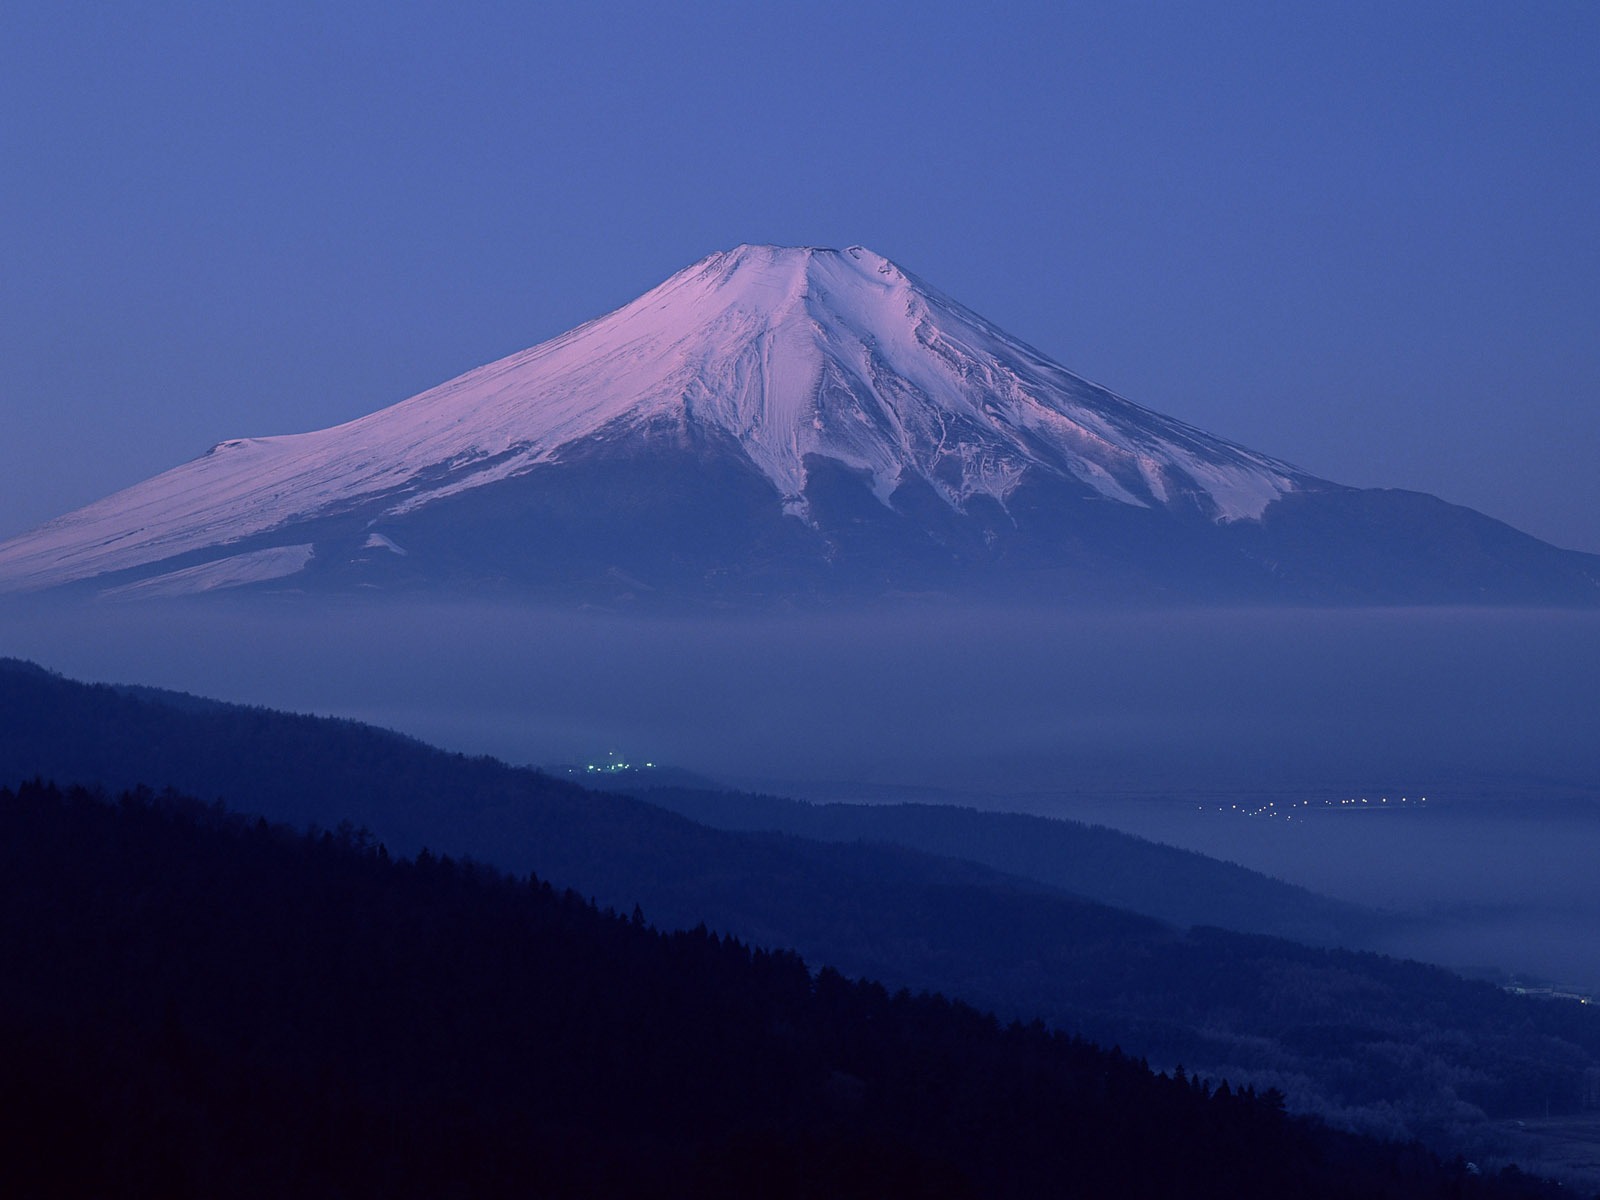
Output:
top-left (1197, 796), bottom-right (1428, 820)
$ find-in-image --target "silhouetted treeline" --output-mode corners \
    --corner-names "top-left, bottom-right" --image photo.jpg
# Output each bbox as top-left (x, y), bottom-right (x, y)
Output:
top-left (4, 654), bottom-right (1600, 1156)
top-left (0, 780), bottom-right (1571, 1199)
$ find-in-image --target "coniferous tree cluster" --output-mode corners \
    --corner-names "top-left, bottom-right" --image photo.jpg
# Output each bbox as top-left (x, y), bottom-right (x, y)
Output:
top-left (0, 780), bottom-right (1574, 1199)
top-left (4, 656), bottom-right (1600, 1151)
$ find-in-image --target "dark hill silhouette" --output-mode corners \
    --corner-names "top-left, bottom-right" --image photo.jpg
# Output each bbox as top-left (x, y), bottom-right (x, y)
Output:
top-left (637, 784), bottom-right (1378, 945)
top-left (0, 778), bottom-right (1572, 1199)
top-left (4, 655), bottom-right (1600, 1168)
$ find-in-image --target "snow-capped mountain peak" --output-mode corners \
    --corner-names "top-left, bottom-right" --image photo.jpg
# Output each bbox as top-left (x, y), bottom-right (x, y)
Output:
top-left (1, 244), bottom-right (1318, 596)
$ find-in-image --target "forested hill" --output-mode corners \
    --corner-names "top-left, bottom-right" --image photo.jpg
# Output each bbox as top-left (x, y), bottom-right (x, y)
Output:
top-left (0, 779), bottom-right (1568, 1200)
top-left (640, 785), bottom-right (1377, 945)
top-left (5, 654), bottom-right (1600, 1165)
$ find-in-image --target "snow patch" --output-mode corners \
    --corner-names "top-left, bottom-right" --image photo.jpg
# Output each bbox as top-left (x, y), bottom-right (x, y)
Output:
top-left (363, 532), bottom-right (408, 556)
top-left (100, 544), bottom-right (315, 598)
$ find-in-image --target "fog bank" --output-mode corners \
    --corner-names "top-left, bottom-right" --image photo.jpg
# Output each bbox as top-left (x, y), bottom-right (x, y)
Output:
top-left (6, 597), bottom-right (1598, 981)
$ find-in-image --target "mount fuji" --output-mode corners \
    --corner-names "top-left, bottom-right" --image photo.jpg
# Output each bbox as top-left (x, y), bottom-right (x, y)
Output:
top-left (3, 244), bottom-right (1596, 606)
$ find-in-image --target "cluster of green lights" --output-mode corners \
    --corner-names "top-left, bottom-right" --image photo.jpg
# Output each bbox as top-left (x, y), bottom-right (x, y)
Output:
top-left (583, 751), bottom-right (655, 775)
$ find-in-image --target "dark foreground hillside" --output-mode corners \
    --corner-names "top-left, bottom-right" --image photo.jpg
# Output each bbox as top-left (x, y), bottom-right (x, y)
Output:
top-left (5, 655), bottom-right (1600, 1158)
top-left (0, 780), bottom-right (1569, 1200)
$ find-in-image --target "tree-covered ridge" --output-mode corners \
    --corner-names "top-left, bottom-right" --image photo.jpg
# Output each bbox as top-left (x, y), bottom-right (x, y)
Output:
top-left (641, 784), bottom-right (1379, 944)
top-left (0, 780), bottom-right (1569, 1199)
top-left (3, 653), bottom-right (1600, 1160)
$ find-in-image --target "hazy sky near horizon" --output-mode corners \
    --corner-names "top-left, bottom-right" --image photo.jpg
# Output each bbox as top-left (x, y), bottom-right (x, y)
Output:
top-left (4, 2), bottom-right (1597, 551)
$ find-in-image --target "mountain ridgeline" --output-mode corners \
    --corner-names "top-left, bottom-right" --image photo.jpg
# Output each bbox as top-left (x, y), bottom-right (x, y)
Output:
top-left (635, 785), bottom-right (1380, 945)
top-left (5, 777), bottom-right (1574, 1200)
top-left (5, 655), bottom-right (1600, 1179)
top-left (1, 245), bottom-right (1595, 605)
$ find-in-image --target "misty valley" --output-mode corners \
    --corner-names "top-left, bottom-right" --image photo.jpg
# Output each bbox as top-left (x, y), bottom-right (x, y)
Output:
top-left (3, 597), bottom-right (1599, 1196)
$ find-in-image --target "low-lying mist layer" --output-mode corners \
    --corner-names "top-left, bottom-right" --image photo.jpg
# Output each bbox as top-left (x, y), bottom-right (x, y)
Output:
top-left (6, 597), bottom-right (1598, 982)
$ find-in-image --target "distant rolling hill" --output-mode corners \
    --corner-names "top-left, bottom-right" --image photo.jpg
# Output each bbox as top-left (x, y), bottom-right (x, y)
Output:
top-left (633, 785), bottom-right (1378, 947)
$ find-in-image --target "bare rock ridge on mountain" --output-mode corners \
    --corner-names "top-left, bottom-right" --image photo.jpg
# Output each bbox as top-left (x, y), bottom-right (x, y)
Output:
top-left (2, 244), bottom-right (1596, 604)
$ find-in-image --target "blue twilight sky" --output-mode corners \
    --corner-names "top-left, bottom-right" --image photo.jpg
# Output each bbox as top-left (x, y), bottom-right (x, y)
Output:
top-left (3, 2), bottom-right (1597, 550)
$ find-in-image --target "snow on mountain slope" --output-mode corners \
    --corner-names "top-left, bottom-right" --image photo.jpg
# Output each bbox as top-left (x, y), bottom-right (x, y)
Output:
top-left (0, 245), bottom-right (1312, 595)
